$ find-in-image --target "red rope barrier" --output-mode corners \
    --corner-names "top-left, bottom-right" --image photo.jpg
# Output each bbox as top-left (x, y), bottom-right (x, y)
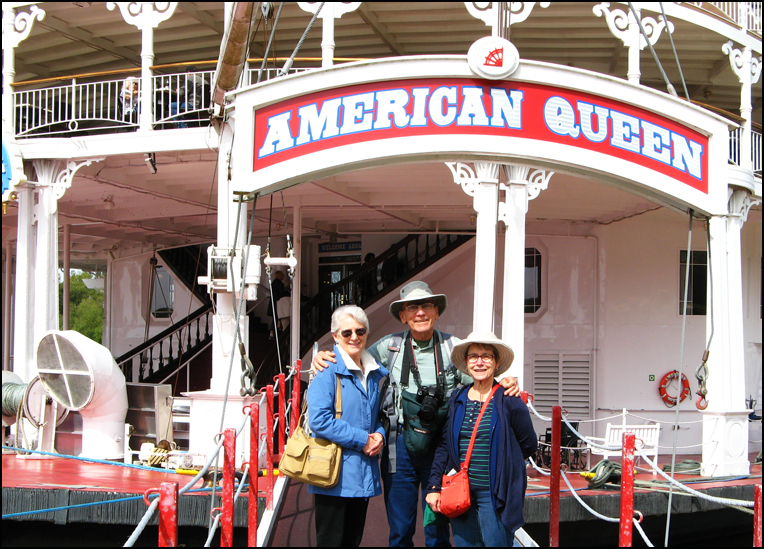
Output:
top-left (249, 402), bottom-right (259, 547)
top-left (158, 482), bottom-right (178, 547)
top-left (619, 431), bottom-right (635, 547)
top-left (754, 484), bottom-right (762, 547)
top-left (221, 428), bottom-right (236, 547)
top-left (550, 406), bottom-right (561, 547)
top-left (291, 361), bottom-right (301, 434)
top-left (277, 373), bottom-right (286, 458)
top-left (265, 385), bottom-right (275, 510)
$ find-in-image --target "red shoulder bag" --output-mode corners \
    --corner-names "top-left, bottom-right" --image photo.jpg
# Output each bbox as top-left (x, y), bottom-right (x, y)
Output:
top-left (439, 385), bottom-right (500, 519)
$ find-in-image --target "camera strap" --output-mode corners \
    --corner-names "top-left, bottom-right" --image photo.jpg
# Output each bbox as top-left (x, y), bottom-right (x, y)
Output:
top-left (400, 331), bottom-right (446, 395)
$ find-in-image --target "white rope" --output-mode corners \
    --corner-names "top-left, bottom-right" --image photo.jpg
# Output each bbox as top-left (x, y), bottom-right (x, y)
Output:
top-left (561, 415), bottom-right (620, 451)
top-left (528, 456), bottom-right (551, 476)
top-left (561, 469), bottom-right (655, 546)
top-left (627, 412), bottom-right (704, 425)
top-left (527, 400), bottom-right (552, 422)
top-left (636, 448), bottom-right (755, 508)
top-left (124, 411), bottom-right (251, 546)
top-left (204, 464), bottom-right (251, 547)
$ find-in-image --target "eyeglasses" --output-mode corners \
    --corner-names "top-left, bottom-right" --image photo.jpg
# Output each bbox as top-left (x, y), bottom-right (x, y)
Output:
top-left (466, 353), bottom-right (495, 364)
top-left (403, 302), bottom-right (436, 313)
top-left (339, 328), bottom-right (368, 338)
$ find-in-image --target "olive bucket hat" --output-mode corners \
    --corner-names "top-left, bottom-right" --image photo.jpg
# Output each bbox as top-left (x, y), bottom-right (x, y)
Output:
top-left (451, 330), bottom-right (515, 378)
top-left (389, 281), bottom-right (448, 321)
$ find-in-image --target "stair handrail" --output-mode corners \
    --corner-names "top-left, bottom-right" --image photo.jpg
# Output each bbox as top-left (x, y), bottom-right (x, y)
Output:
top-left (115, 302), bottom-right (213, 367)
top-left (298, 233), bottom-right (474, 358)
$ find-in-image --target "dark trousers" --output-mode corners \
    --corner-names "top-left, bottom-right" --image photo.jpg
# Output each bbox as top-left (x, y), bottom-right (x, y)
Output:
top-left (314, 494), bottom-right (370, 547)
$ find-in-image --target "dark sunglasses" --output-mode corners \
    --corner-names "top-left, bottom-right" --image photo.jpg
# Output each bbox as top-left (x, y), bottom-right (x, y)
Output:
top-left (339, 328), bottom-right (368, 338)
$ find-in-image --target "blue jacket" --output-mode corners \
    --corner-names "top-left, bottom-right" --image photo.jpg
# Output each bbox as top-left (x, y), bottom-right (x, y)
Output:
top-left (427, 383), bottom-right (538, 533)
top-left (307, 345), bottom-right (389, 498)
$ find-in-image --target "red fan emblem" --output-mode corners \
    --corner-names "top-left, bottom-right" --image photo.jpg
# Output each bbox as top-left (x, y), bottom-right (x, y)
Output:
top-left (483, 47), bottom-right (504, 67)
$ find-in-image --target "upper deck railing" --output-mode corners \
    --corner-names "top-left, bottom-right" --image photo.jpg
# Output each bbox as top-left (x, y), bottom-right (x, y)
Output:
top-left (691, 2), bottom-right (762, 33)
top-left (10, 66), bottom-right (312, 137)
top-left (7, 56), bottom-right (761, 180)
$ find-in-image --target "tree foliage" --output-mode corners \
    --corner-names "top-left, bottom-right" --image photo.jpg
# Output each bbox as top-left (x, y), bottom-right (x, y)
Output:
top-left (59, 271), bottom-right (104, 343)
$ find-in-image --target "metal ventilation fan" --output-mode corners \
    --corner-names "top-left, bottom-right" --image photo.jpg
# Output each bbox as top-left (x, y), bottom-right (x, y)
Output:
top-left (36, 330), bottom-right (128, 460)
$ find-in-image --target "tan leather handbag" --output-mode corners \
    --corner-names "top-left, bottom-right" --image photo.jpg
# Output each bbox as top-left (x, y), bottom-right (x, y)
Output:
top-left (279, 375), bottom-right (343, 488)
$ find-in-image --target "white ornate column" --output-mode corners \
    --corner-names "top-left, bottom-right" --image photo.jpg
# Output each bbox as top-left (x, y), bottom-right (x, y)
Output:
top-left (499, 165), bottom-right (552, 389)
top-left (107, 2), bottom-right (177, 132)
top-left (298, 2), bottom-right (360, 68)
top-left (723, 36), bottom-right (762, 174)
top-left (593, 2), bottom-right (673, 85)
top-left (2, 5), bottom-right (45, 139)
top-left (13, 158), bottom-right (102, 382)
top-left (701, 191), bottom-right (760, 476)
top-left (447, 162), bottom-right (501, 332)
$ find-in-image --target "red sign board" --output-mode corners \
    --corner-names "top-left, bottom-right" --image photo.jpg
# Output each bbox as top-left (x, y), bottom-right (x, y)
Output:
top-left (253, 79), bottom-right (708, 193)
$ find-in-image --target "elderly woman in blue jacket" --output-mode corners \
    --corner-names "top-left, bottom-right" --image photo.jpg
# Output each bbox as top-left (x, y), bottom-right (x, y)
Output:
top-left (425, 331), bottom-right (537, 547)
top-left (307, 305), bottom-right (388, 547)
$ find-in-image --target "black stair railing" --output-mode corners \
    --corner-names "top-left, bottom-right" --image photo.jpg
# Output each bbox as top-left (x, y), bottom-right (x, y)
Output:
top-left (116, 303), bottom-right (213, 383)
top-left (299, 233), bottom-right (473, 358)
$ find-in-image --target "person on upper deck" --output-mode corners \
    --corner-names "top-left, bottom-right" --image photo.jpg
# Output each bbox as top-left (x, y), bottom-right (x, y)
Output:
top-left (425, 331), bottom-right (537, 547)
top-left (307, 305), bottom-right (387, 547)
top-left (312, 281), bottom-right (521, 547)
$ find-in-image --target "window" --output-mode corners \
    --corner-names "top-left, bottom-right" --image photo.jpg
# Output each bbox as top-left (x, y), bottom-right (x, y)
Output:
top-left (152, 266), bottom-right (174, 318)
top-left (679, 251), bottom-right (707, 315)
top-left (525, 247), bottom-right (542, 313)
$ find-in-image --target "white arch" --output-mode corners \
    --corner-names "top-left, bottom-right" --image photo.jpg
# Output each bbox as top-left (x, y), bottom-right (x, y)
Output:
top-left (229, 57), bottom-right (732, 215)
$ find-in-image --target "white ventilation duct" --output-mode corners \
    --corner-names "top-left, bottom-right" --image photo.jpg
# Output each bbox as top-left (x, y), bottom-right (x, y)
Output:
top-left (36, 331), bottom-right (128, 460)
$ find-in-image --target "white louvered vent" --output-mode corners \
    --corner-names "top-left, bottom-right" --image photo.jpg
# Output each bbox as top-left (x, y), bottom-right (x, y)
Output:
top-left (532, 352), bottom-right (592, 419)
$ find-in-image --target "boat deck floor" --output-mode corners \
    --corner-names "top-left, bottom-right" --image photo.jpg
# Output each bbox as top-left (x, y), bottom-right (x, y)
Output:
top-left (2, 451), bottom-right (761, 546)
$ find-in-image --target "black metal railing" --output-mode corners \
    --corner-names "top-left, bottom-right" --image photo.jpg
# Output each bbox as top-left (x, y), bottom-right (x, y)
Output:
top-left (299, 233), bottom-right (473, 358)
top-left (116, 303), bottom-right (213, 383)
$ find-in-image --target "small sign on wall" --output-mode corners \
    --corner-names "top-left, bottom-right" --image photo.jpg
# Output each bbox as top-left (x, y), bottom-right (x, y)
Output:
top-left (319, 241), bottom-right (362, 254)
top-left (649, 375), bottom-right (656, 382)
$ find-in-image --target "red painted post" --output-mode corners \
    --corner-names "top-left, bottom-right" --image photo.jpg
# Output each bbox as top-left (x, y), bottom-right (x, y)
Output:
top-left (619, 431), bottom-right (635, 547)
top-left (550, 406), bottom-right (561, 547)
top-left (221, 428), bottom-right (235, 548)
top-left (754, 484), bottom-right (761, 547)
top-left (277, 372), bottom-right (286, 458)
top-left (158, 482), bottom-right (179, 547)
top-left (249, 402), bottom-right (259, 548)
top-left (266, 384), bottom-right (275, 510)
top-left (291, 361), bottom-right (301, 434)
top-left (520, 391), bottom-right (528, 404)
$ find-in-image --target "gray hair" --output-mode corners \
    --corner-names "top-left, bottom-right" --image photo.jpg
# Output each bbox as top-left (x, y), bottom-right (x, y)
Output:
top-left (331, 305), bottom-right (370, 334)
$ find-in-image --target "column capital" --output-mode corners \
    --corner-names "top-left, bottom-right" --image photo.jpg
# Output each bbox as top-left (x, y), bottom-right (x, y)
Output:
top-left (722, 41), bottom-right (762, 86)
top-left (727, 188), bottom-right (761, 224)
top-left (3, 5), bottom-right (45, 49)
top-left (464, 2), bottom-right (550, 35)
top-left (107, 2), bottom-right (177, 30)
top-left (298, 2), bottom-right (360, 19)
top-left (31, 158), bottom-right (104, 200)
top-left (499, 164), bottom-right (553, 220)
top-left (593, 2), bottom-right (672, 50)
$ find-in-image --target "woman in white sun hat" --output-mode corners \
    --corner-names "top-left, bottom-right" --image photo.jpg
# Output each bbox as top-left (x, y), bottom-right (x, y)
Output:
top-left (425, 330), bottom-right (537, 547)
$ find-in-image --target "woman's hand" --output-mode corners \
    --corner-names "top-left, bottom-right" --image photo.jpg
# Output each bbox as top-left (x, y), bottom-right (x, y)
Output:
top-left (499, 375), bottom-right (520, 397)
top-left (425, 492), bottom-right (441, 514)
top-left (311, 350), bottom-right (337, 373)
top-left (362, 432), bottom-right (384, 457)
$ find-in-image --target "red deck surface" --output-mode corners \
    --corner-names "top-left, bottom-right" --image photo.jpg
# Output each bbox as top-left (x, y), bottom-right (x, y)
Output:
top-left (1, 453), bottom-right (277, 495)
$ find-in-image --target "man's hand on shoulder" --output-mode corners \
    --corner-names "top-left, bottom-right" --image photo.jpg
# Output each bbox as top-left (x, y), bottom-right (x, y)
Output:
top-left (499, 376), bottom-right (521, 397)
top-left (311, 350), bottom-right (337, 373)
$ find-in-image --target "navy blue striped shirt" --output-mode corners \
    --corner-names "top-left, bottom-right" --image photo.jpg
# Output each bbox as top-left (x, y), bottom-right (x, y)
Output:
top-left (459, 398), bottom-right (493, 490)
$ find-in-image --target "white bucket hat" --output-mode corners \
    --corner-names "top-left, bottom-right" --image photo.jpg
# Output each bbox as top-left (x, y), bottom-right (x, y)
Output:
top-left (389, 281), bottom-right (447, 321)
top-left (451, 330), bottom-right (515, 378)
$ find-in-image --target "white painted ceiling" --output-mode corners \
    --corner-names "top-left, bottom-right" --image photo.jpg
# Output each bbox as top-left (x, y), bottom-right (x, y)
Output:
top-left (3, 2), bottom-right (761, 269)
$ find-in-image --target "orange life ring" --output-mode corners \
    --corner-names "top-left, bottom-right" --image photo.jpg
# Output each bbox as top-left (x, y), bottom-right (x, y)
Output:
top-left (659, 370), bottom-right (691, 406)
